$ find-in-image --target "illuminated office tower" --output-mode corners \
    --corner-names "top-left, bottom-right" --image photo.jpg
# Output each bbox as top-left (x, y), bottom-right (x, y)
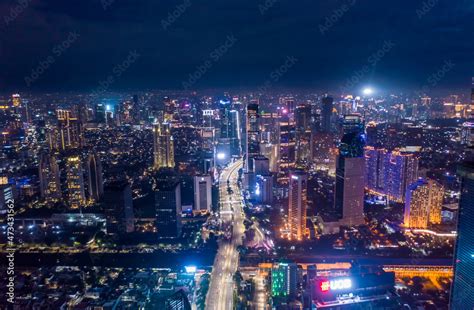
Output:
top-left (321, 96), bottom-right (333, 133)
top-left (194, 175), bottom-right (212, 213)
top-left (38, 153), bottom-right (61, 202)
top-left (387, 150), bottom-right (419, 202)
top-left (271, 261), bottom-right (298, 297)
top-left (255, 174), bottom-right (273, 204)
top-left (154, 180), bottom-right (182, 238)
top-left (246, 103), bottom-right (260, 171)
top-left (55, 108), bottom-right (83, 151)
top-left (66, 155), bottom-right (86, 209)
top-left (87, 152), bottom-right (103, 202)
top-left (12, 94), bottom-right (21, 107)
top-left (404, 178), bottom-right (444, 228)
top-left (228, 110), bottom-right (241, 156)
top-left (288, 170), bottom-right (307, 240)
top-left (280, 97), bottom-right (296, 114)
top-left (365, 147), bottom-right (388, 193)
top-left (153, 121), bottom-right (175, 170)
top-left (334, 114), bottom-right (365, 226)
top-left (451, 161), bottom-right (474, 309)
top-left (295, 104), bottom-right (312, 164)
top-left (103, 180), bottom-right (134, 234)
top-left (279, 111), bottom-right (296, 171)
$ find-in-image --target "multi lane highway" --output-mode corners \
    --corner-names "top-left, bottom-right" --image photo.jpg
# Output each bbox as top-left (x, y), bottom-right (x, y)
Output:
top-left (206, 159), bottom-right (245, 310)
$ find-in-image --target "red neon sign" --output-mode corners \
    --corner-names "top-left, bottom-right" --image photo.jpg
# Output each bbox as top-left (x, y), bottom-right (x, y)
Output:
top-left (320, 281), bottom-right (330, 292)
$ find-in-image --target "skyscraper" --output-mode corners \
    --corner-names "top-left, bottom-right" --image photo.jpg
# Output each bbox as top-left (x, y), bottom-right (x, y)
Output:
top-left (404, 178), bottom-right (444, 229)
top-left (321, 96), bottom-right (333, 133)
top-left (271, 261), bottom-right (298, 297)
top-left (228, 110), bottom-right (242, 157)
top-left (103, 180), bottom-right (134, 234)
top-left (246, 103), bottom-right (260, 172)
top-left (365, 147), bottom-right (388, 194)
top-left (451, 162), bottom-right (474, 309)
top-left (66, 155), bottom-right (86, 209)
top-left (194, 175), bottom-right (212, 213)
top-left (279, 110), bottom-right (296, 171)
top-left (38, 153), bottom-right (61, 202)
top-left (87, 152), bottom-right (104, 202)
top-left (334, 114), bottom-right (365, 226)
top-left (288, 170), bottom-right (307, 240)
top-left (295, 104), bottom-right (312, 164)
top-left (54, 108), bottom-right (84, 151)
top-left (95, 102), bottom-right (106, 123)
top-left (154, 180), bottom-right (182, 238)
top-left (387, 150), bottom-right (419, 202)
top-left (153, 121), bottom-right (175, 170)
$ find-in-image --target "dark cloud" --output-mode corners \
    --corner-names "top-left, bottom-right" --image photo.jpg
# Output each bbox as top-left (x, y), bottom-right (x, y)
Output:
top-left (0, 0), bottom-right (472, 92)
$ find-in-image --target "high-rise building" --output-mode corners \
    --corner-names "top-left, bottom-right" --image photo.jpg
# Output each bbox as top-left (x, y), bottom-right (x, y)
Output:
top-left (451, 162), bottom-right (474, 309)
top-left (38, 153), bottom-right (61, 202)
top-left (295, 104), bottom-right (312, 164)
top-left (255, 174), bottom-right (273, 204)
top-left (53, 108), bottom-right (83, 151)
top-left (153, 121), bottom-right (175, 170)
top-left (334, 114), bottom-right (365, 226)
top-left (194, 175), bottom-right (212, 213)
top-left (404, 178), bottom-right (444, 228)
top-left (321, 96), bottom-right (333, 133)
top-left (95, 102), bottom-right (106, 123)
top-left (12, 94), bottom-right (21, 107)
top-left (103, 180), bottom-right (134, 234)
top-left (66, 155), bottom-right (86, 209)
top-left (288, 170), bottom-right (307, 240)
top-left (279, 111), bottom-right (296, 171)
top-left (246, 103), bottom-right (260, 172)
top-left (154, 180), bottom-right (182, 238)
top-left (271, 261), bottom-right (298, 297)
top-left (365, 147), bottom-right (388, 194)
top-left (228, 110), bottom-right (241, 157)
top-left (387, 150), bottom-right (419, 202)
top-left (87, 152), bottom-right (103, 202)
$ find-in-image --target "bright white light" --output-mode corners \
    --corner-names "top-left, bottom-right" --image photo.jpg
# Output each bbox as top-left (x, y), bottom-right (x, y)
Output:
top-left (363, 87), bottom-right (374, 96)
top-left (217, 152), bottom-right (226, 160)
top-left (185, 266), bottom-right (197, 273)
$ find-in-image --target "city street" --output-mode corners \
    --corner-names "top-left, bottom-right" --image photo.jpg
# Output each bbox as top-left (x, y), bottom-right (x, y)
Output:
top-left (206, 159), bottom-right (245, 310)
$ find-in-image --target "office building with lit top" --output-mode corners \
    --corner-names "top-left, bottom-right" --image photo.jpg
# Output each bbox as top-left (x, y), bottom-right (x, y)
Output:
top-left (66, 155), bottom-right (86, 209)
top-left (334, 114), bottom-right (365, 226)
top-left (154, 180), bottom-right (182, 238)
top-left (48, 108), bottom-right (83, 151)
top-left (450, 161), bottom-right (474, 309)
top-left (153, 121), bottom-right (175, 170)
top-left (310, 267), bottom-right (398, 309)
top-left (288, 170), bottom-right (308, 240)
top-left (404, 178), bottom-right (444, 229)
top-left (193, 175), bottom-right (212, 213)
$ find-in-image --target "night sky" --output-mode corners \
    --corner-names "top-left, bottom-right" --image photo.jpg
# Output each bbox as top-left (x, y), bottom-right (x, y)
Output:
top-left (0, 0), bottom-right (472, 93)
